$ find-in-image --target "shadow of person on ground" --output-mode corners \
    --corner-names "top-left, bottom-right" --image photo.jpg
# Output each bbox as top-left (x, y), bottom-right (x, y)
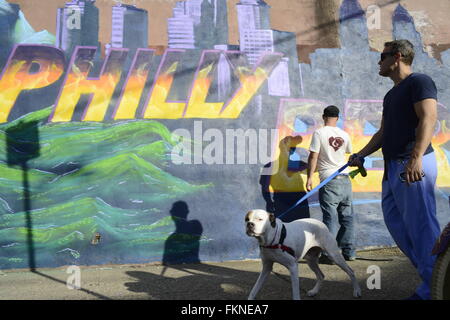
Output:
top-left (124, 263), bottom-right (326, 300)
top-left (125, 264), bottom-right (254, 300)
top-left (123, 257), bottom-right (419, 300)
top-left (260, 136), bottom-right (310, 222)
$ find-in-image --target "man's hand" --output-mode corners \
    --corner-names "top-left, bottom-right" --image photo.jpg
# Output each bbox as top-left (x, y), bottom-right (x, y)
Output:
top-left (404, 156), bottom-right (424, 185)
top-left (306, 177), bottom-right (313, 192)
top-left (348, 153), bottom-right (364, 167)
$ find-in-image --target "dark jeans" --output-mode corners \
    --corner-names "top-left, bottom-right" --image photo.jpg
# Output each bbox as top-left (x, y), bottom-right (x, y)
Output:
top-left (319, 176), bottom-right (355, 258)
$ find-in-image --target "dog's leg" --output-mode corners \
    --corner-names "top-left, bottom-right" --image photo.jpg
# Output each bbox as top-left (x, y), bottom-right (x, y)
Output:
top-left (304, 252), bottom-right (324, 297)
top-left (248, 260), bottom-right (273, 300)
top-left (326, 251), bottom-right (362, 298)
top-left (287, 262), bottom-right (301, 300)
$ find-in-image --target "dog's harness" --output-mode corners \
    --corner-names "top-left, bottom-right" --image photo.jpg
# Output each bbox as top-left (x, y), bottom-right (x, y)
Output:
top-left (261, 224), bottom-right (296, 258)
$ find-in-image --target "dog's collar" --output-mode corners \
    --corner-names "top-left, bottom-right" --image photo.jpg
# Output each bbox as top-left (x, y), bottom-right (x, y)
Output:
top-left (268, 221), bottom-right (280, 246)
top-left (261, 224), bottom-right (296, 258)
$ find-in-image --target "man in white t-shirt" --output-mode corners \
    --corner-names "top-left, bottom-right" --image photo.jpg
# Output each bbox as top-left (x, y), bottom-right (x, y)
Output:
top-left (306, 105), bottom-right (356, 263)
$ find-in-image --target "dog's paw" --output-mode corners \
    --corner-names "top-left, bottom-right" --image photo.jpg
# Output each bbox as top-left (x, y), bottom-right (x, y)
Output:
top-left (307, 289), bottom-right (318, 297)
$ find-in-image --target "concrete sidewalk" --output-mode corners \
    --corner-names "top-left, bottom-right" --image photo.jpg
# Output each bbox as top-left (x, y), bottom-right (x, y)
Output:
top-left (0, 247), bottom-right (421, 300)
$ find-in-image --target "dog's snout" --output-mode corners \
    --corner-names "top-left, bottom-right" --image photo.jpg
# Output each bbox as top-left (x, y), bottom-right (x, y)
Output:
top-left (246, 221), bottom-right (255, 236)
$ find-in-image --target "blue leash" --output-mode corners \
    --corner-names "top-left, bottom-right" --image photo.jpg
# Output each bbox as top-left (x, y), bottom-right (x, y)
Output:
top-left (277, 163), bottom-right (350, 220)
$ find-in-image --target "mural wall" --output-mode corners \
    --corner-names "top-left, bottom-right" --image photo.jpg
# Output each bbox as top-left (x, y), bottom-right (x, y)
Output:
top-left (0, 0), bottom-right (449, 269)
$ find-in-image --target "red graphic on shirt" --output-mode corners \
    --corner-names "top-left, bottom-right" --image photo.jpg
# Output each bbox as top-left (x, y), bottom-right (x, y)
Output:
top-left (329, 137), bottom-right (344, 151)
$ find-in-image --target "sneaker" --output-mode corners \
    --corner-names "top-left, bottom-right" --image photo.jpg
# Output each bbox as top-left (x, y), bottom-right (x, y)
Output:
top-left (343, 255), bottom-right (356, 261)
top-left (318, 254), bottom-right (335, 265)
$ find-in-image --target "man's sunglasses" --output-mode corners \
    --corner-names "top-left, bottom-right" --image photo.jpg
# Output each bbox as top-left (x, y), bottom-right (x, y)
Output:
top-left (380, 51), bottom-right (395, 61)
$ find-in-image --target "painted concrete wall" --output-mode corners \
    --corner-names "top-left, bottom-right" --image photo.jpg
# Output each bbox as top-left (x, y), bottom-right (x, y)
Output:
top-left (0, 0), bottom-right (449, 269)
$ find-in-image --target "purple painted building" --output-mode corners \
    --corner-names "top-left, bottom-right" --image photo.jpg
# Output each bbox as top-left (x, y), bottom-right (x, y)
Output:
top-left (105, 3), bottom-right (148, 56)
top-left (236, 0), bottom-right (295, 97)
top-left (168, 0), bottom-right (228, 50)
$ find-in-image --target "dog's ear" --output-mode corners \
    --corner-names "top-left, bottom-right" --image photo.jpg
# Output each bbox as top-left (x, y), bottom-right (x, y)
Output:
top-left (269, 213), bottom-right (276, 228)
top-left (245, 211), bottom-right (252, 222)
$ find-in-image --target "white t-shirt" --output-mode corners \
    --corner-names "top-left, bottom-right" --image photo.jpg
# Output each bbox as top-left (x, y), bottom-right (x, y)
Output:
top-left (309, 126), bottom-right (352, 182)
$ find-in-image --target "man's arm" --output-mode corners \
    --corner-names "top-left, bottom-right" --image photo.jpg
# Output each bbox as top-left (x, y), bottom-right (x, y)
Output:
top-left (306, 151), bottom-right (319, 191)
top-left (405, 98), bottom-right (437, 183)
top-left (349, 118), bottom-right (384, 166)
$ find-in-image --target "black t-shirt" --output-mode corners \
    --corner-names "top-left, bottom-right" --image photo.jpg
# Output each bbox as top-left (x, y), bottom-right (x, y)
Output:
top-left (381, 73), bottom-right (437, 160)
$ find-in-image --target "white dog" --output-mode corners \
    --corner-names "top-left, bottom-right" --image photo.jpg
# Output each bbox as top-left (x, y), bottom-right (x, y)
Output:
top-left (245, 209), bottom-right (362, 300)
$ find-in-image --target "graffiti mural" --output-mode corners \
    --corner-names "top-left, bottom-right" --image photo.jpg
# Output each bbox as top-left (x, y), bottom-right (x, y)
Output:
top-left (0, 0), bottom-right (449, 269)
top-left (275, 98), bottom-right (450, 192)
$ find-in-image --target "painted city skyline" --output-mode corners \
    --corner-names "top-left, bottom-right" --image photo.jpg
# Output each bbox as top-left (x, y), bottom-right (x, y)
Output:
top-left (5, 1), bottom-right (450, 59)
top-left (2, 0), bottom-right (450, 112)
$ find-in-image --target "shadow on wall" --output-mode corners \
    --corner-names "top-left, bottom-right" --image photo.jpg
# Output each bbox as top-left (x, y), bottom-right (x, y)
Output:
top-left (162, 201), bottom-right (203, 268)
top-left (6, 120), bottom-right (40, 272)
top-left (259, 136), bottom-right (310, 223)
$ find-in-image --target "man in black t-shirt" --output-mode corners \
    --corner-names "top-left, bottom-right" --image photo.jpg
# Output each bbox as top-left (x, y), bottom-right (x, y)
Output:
top-left (350, 40), bottom-right (441, 300)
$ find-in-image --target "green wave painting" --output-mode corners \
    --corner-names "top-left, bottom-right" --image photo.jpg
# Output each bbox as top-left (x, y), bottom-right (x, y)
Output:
top-left (0, 107), bottom-right (211, 269)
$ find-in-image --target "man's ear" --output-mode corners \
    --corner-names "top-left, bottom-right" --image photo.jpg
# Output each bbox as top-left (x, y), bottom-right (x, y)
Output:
top-left (269, 213), bottom-right (276, 228)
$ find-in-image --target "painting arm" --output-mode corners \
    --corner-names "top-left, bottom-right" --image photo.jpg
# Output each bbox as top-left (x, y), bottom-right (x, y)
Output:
top-left (306, 151), bottom-right (319, 192)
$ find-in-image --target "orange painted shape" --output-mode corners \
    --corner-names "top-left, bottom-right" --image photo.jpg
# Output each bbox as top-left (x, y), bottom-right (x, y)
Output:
top-left (142, 61), bottom-right (185, 119)
top-left (52, 49), bottom-right (126, 122)
top-left (184, 63), bottom-right (224, 118)
top-left (114, 50), bottom-right (153, 120)
top-left (0, 46), bottom-right (64, 123)
top-left (220, 53), bottom-right (282, 119)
